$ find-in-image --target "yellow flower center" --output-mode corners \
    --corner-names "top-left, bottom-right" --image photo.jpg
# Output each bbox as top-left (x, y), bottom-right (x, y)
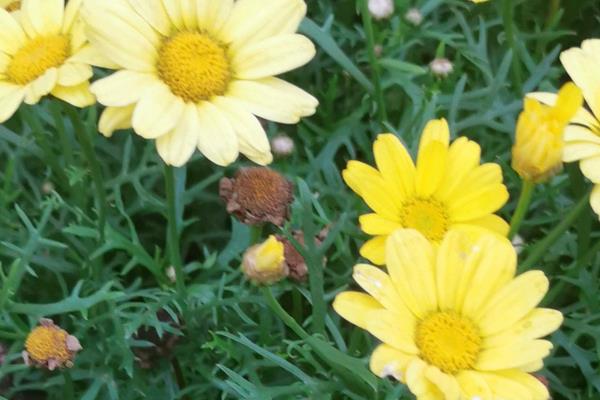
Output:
top-left (6, 35), bottom-right (70, 85)
top-left (415, 311), bottom-right (482, 375)
top-left (399, 198), bottom-right (449, 242)
top-left (25, 326), bottom-right (71, 364)
top-left (157, 31), bottom-right (231, 103)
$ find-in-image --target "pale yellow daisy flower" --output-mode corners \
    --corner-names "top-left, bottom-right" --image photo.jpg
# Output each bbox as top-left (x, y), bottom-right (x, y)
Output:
top-left (0, 0), bottom-right (97, 123)
top-left (531, 39), bottom-right (600, 216)
top-left (343, 119), bottom-right (509, 265)
top-left (334, 229), bottom-right (562, 400)
top-left (82, 0), bottom-right (318, 167)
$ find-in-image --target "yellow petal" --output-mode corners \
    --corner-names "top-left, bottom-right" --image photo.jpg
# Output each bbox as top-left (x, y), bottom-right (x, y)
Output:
top-left (590, 185), bottom-right (600, 218)
top-left (435, 230), bottom-right (470, 311)
top-left (196, 0), bottom-right (233, 34)
top-left (132, 82), bottom-right (185, 139)
top-left (221, 0), bottom-right (305, 47)
top-left (365, 309), bottom-right (418, 354)
top-left (436, 137), bottom-right (481, 201)
top-left (484, 308), bottom-right (563, 349)
top-left (342, 160), bottom-right (380, 196)
top-left (373, 133), bottom-right (416, 200)
top-left (478, 271), bottom-right (549, 336)
top-left (554, 82), bottom-right (584, 123)
top-left (0, 8), bottom-right (26, 55)
top-left (359, 213), bottom-right (402, 235)
top-left (561, 46), bottom-right (600, 119)
top-left (460, 235), bottom-right (516, 320)
top-left (98, 105), bottom-right (134, 137)
top-left (0, 83), bottom-right (25, 123)
top-left (460, 214), bottom-right (509, 236)
top-left (478, 371), bottom-right (536, 400)
top-left (359, 235), bottom-right (387, 266)
top-left (476, 340), bottom-right (553, 371)
top-left (448, 182), bottom-right (508, 222)
top-left (419, 118), bottom-right (450, 149)
top-left (91, 70), bottom-right (156, 107)
top-left (369, 344), bottom-right (412, 380)
top-left (196, 101), bottom-right (239, 166)
top-left (156, 103), bottom-right (199, 167)
top-left (424, 367), bottom-right (460, 400)
top-left (233, 34), bottom-right (315, 80)
top-left (456, 370), bottom-right (492, 399)
top-left (160, 0), bottom-right (185, 30)
top-left (227, 78), bottom-right (317, 124)
top-left (415, 141), bottom-right (448, 197)
top-left (353, 263), bottom-right (413, 317)
top-left (212, 96), bottom-right (272, 165)
top-left (62, 0), bottom-right (83, 34)
top-left (127, 0), bottom-right (171, 35)
top-left (51, 81), bottom-right (94, 107)
top-left (405, 359), bottom-right (445, 399)
top-left (69, 45), bottom-right (120, 69)
top-left (24, 68), bottom-right (57, 105)
top-left (494, 370), bottom-right (549, 400)
top-left (332, 291), bottom-right (382, 331)
top-left (386, 229), bottom-right (436, 318)
top-left (529, 91), bottom-right (600, 130)
top-left (57, 62), bottom-right (92, 86)
top-left (21, 0), bottom-right (64, 37)
top-left (579, 156), bottom-right (600, 183)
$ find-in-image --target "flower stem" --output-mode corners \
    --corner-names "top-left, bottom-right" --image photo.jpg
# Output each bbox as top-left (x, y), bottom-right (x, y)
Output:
top-left (164, 164), bottom-right (187, 302)
top-left (502, 0), bottom-right (523, 93)
top-left (508, 180), bottom-right (535, 240)
top-left (262, 287), bottom-right (308, 339)
top-left (63, 370), bottom-right (74, 400)
top-left (520, 192), bottom-right (591, 271)
top-left (359, 0), bottom-right (387, 125)
top-left (66, 106), bottom-right (107, 239)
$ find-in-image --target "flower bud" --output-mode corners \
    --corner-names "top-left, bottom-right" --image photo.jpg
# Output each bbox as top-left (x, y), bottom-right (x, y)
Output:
top-left (271, 135), bottom-right (295, 158)
top-left (242, 236), bottom-right (288, 285)
top-left (368, 0), bottom-right (394, 20)
top-left (512, 83), bottom-right (583, 183)
top-left (220, 167), bottom-right (293, 226)
top-left (405, 8), bottom-right (423, 26)
top-left (22, 319), bottom-right (82, 371)
top-left (429, 58), bottom-right (454, 78)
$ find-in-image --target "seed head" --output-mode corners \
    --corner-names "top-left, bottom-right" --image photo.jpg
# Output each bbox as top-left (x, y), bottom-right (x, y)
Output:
top-left (22, 319), bottom-right (82, 371)
top-left (368, 0), bottom-right (394, 20)
top-left (220, 167), bottom-right (293, 226)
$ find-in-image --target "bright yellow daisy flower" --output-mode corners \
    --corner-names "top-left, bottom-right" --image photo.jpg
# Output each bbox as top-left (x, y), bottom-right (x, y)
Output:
top-left (82, 0), bottom-right (318, 167)
top-left (333, 229), bottom-right (562, 400)
top-left (0, 0), bottom-right (96, 123)
top-left (512, 82), bottom-right (583, 183)
top-left (530, 39), bottom-right (600, 216)
top-left (343, 118), bottom-right (509, 265)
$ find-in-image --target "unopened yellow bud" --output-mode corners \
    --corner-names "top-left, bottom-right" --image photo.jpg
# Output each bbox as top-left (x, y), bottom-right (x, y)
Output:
top-left (242, 236), bottom-right (288, 284)
top-left (512, 82), bottom-right (583, 183)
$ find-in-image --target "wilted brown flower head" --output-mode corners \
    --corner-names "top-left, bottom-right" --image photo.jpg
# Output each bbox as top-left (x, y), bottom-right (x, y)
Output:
top-left (133, 310), bottom-right (180, 369)
top-left (277, 228), bottom-right (328, 282)
top-left (220, 167), bottom-right (293, 226)
top-left (22, 319), bottom-right (82, 371)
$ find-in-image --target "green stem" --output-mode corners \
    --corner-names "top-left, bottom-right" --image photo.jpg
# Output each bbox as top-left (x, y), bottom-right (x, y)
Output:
top-left (164, 165), bottom-right (186, 302)
top-left (63, 370), bottom-right (74, 400)
top-left (359, 0), bottom-right (387, 125)
top-left (502, 0), bottom-right (523, 93)
top-left (262, 287), bottom-right (308, 339)
top-left (520, 192), bottom-right (591, 271)
top-left (66, 106), bottom-right (107, 239)
top-left (508, 180), bottom-right (535, 240)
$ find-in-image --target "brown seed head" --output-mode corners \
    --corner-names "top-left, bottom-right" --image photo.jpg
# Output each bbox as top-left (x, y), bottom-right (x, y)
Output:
top-left (220, 167), bottom-right (293, 226)
top-left (23, 319), bottom-right (81, 371)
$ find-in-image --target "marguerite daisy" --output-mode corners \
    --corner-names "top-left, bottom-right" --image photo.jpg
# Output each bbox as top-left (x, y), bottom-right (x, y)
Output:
top-left (0, 0), bottom-right (96, 123)
top-left (531, 39), bottom-right (600, 216)
top-left (83, 0), bottom-right (318, 167)
top-left (333, 229), bottom-right (562, 400)
top-left (343, 119), bottom-right (509, 265)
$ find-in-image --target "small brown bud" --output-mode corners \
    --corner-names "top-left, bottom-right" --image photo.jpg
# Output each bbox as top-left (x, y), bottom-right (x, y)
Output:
top-left (220, 167), bottom-right (293, 226)
top-left (23, 319), bottom-right (81, 370)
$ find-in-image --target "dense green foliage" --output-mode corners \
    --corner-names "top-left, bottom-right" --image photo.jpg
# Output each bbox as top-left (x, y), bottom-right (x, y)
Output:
top-left (1, 0), bottom-right (600, 399)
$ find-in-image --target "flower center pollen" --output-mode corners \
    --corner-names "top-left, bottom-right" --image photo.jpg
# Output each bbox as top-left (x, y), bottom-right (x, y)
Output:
top-left (399, 198), bottom-right (449, 242)
top-left (7, 35), bottom-right (70, 85)
top-left (25, 326), bottom-right (71, 364)
top-left (415, 311), bottom-right (482, 374)
top-left (157, 31), bottom-right (231, 103)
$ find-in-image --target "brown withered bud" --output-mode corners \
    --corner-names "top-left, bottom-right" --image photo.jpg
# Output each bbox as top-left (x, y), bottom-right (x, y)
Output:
top-left (133, 310), bottom-right (180, 369)
top-left (277, 228), bottom-right (328, 282)
top-left (219, 167), bottom-right (293, 226)
top-left (22, 319), bottom-right (82, 371)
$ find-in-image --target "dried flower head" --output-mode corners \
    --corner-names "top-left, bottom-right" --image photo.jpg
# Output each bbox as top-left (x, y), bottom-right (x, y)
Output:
top-left (429, 57), bottom-right (454, 78)
top-left (405, 8), bottom-right (423, 26)
top-left (271, 135), bottom-right (295, 158)
top-left (220, 167), bottom-right (293, 226)
top-left (22, 319), bottom-right (82, 371)
top-left (242, 236), bottom-right (289, 285)
top-left (276, 228), bottom-right (328, 282)
top-left (133, 310), bottom-right (180, 369)
top-left (368, 0), bottom-right (394, 20)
